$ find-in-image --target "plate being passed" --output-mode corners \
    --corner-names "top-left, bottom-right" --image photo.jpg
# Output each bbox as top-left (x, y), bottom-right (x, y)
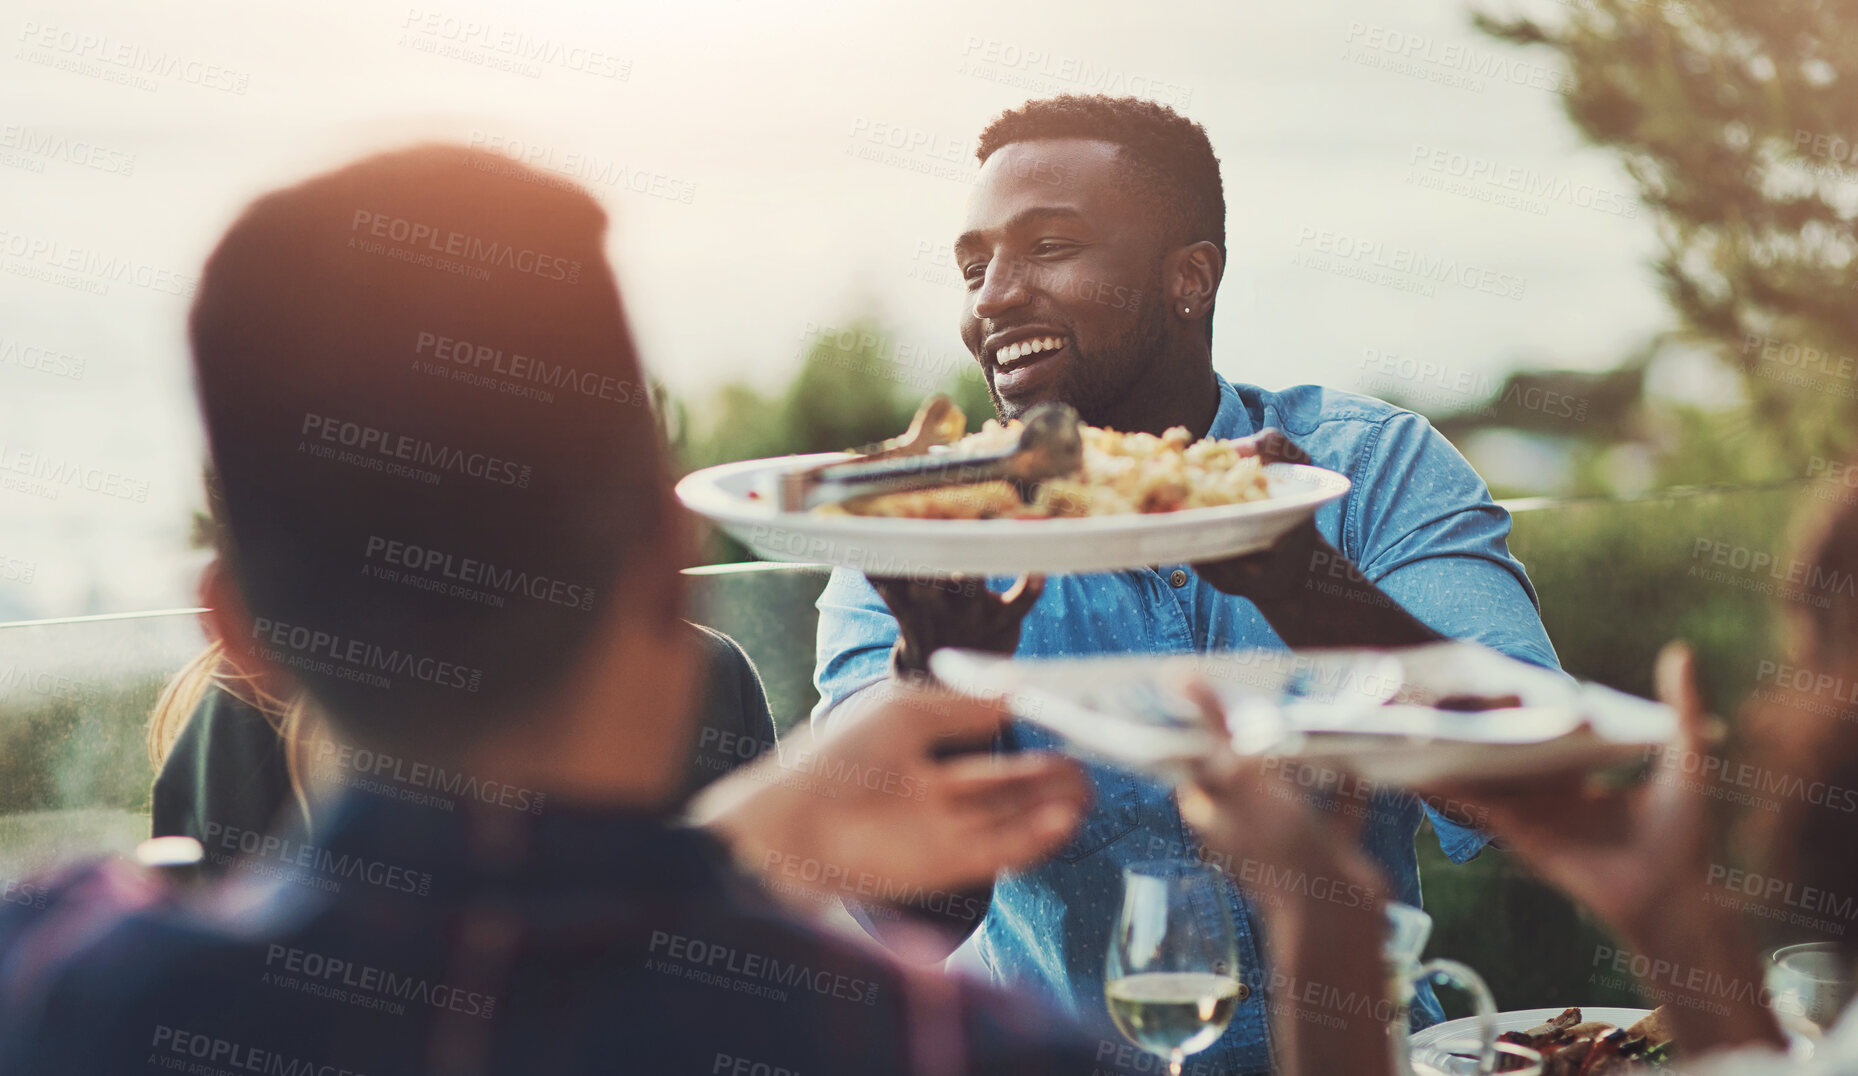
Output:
top-left (929, 642), bottom-right (1677, 786)
top-left (674, 452), bottom-right (1350, 576)
top-left (1409, 1008), bottom-right (1652, 1074)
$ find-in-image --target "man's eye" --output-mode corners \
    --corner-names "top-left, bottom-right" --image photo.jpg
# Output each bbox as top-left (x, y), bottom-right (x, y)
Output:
top-left (1031, 241), bottom-right (1075, 257)
top-left (961, 264), bottom-right (986, 287)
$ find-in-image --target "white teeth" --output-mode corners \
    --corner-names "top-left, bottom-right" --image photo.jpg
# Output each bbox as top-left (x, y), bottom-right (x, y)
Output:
top-left (996, 335), bottom-right (1063, 367)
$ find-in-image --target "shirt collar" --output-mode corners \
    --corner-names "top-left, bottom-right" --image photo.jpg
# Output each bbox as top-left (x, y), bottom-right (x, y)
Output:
top-left (1204, 372), bottom-right (1255, 441)
top-left (303, 787), bottom-right (731, 898)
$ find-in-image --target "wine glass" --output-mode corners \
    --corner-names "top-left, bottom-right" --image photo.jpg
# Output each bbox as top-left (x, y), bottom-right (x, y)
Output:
top-left (1766, 942), bottom-right (1856, 1044)
top-left (1105, 860), bottom-right (1243, 1076)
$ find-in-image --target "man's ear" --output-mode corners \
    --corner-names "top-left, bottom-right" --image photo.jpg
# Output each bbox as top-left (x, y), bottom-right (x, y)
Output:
top-left (199, 560), bottom-right (293, 698)
top-left (1167, 241), bottom-right (1224, 321)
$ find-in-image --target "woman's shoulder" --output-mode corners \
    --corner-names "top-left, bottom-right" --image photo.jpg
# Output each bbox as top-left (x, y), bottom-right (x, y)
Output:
top-left (150, 683), bottom-right (292, 843)
top-left (684, 619), bottom-right (754, 670)
top-left (157, 685), bottom-right (286, 779)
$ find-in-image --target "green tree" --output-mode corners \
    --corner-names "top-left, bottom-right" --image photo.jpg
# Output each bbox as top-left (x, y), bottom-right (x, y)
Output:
top-left (1477, 0), bottom-right (1858, 471)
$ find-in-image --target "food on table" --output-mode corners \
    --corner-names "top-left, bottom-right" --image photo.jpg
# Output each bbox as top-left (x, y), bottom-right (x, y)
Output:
top-left (1494, 1006), bottom-right (1674, 1073)
top-left (829, 420), bottom-right (1271, 520)
top-left (1433, 693), bottom-right (1526, 712)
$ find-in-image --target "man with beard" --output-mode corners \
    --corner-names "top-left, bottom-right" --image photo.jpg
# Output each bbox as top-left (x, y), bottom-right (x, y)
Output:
top-left (812, 95), bottom-right (1560, 1075)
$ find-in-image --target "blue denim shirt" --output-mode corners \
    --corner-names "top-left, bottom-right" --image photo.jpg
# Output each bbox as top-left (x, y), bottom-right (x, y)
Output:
top-left (812, 376), bottom-right (1560, 1075)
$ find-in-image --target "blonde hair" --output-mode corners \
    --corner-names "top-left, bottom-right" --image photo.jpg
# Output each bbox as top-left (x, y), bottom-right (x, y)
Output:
top-left (147, 638), bottom-right (322, 832)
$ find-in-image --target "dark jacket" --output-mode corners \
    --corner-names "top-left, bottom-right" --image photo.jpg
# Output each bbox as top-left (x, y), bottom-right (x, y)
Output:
top-left (0, 790), bottom-right (1100, 1075)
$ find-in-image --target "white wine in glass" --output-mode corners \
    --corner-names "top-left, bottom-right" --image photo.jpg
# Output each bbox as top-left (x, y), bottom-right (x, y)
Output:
top-left (1106, 861), bottom-right (1242, 1076)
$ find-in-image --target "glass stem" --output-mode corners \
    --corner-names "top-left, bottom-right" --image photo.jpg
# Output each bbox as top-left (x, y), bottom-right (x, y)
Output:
top-left (1169, 1050), bottom-right (1184, 1076)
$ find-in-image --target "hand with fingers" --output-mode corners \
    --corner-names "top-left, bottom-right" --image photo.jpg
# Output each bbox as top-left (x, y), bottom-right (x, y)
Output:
top-left (1174, 681), bottom-right (1387, 916)
top-left (1187, 429), bottom-right (1320, 603)
top-left (1187, 431), bottom-right (1444, 648)
top-left (692, 684), bottom-right (1089, 908)
top-left (1172, 681), bottom-right (1399, 1076)
top-left (871, 573), bottom-right (1044, 679)
top-left (1417, 642), bottom-right (1787, 1055)
top-left (1419, 642), bottom-right (1717, 940)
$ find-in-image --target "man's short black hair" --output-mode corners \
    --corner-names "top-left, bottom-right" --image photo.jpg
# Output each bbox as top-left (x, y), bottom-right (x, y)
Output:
top-left (190, 144), bottom-right (675, 753)
top-left (976, 94), bottom-right (1226, 262)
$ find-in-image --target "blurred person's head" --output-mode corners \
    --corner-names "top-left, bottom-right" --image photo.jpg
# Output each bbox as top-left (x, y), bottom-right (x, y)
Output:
top-left (959, 95), bottom-right (1226, 426)
top-left (150, 470), bottom-right (321, 830)
top-left (1739, 480), bottom-right (1858, 965)
top-left (189, 144), bottom-right (696, 807)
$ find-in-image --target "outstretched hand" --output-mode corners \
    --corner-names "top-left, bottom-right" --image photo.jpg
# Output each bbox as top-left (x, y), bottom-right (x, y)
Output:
top-left (871, 573), bottom-right (1044, 676)
top-left (1176, 680), bottom-right (1387, 908)
top-left (1174, 682), bottom-right (1398, 1076)
top-left (692, 685), bottom-right (1088, 907)
top-left (1419, 643), bottom-right (1790, 1055)
top-left (1419, 642), bottom-right (1718, 939)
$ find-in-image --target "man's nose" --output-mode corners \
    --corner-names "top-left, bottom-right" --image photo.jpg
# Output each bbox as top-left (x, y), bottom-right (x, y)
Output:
top-left (973, 258), bottom-right (1032, 319)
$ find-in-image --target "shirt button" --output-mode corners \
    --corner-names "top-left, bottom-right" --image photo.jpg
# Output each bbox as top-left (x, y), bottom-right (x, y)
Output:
top-left (1168, 569), bottom-right (1188, 588)
top-left (1235, 983), bottom-right (1252, 1000)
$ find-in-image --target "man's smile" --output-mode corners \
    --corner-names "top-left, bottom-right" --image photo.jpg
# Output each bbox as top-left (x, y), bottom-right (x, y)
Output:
top-left (984, 326), bottom-right (1071, 402)
top-left (994, 334), bottom-right (1065, 367)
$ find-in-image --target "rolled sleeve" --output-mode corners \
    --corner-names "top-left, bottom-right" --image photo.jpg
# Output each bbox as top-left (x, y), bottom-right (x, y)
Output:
top-left (1349, 411), bottom-right (1559, 672)
top-left (811, 568), bottom-right (900, 726)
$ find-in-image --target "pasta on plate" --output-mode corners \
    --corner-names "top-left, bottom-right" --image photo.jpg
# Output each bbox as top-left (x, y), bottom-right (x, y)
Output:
top-left (830, 421), bottom-right (1271, 520)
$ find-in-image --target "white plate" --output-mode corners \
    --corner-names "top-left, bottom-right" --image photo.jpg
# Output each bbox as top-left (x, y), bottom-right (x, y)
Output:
top-left (674, 452), bottom-right (1350, 575)
top-left (1410, 1007), bottom-right (1652, 1073)
top-left (928, 642), bottom-right (1677, 786)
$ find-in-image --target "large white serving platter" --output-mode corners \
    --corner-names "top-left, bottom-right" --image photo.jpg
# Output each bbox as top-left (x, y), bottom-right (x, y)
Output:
top-left (929, 642), bottom-right (1677, 786)
top-left (673, 452), bottom-right (1350, 576)
top-left (1410, 1008), bottom-right (1653, 1073)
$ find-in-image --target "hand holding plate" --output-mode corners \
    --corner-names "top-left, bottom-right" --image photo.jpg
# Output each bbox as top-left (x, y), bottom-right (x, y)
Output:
top-left (874, 573), bottom-right (1045, 678)
top-left (1418, 643), bottom-right (1717, 939)
top-left (1191, 429), bottom-right (1320, 603)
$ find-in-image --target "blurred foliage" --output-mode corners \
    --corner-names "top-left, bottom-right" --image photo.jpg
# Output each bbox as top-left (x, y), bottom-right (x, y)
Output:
top-left (0, 679), bottom-right (163, 817)
top-left (1473, 0), bottom-right (1858, 476)
top-left (675, 318), bottom-right (994, 468)
top-left (1410, 0), bottom-right (1858, 1004)
top-left (1512, 485), bottom-right (1801, 705)
top-left (1419, 830), bottom-right (1645, 1012)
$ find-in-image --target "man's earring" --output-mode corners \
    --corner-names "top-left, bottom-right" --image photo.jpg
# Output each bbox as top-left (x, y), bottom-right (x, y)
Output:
top-left (1182, 305), bottom-right (1191, 315)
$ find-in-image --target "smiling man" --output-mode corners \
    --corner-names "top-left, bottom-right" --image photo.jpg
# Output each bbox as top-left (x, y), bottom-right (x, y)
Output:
top-left (956, 138), bottom-right (1210, 433)
top-left (812, 95), bottom-right (1561, 1075)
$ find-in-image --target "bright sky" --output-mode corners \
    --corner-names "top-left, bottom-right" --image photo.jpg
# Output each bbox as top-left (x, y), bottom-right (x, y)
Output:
top-left (0, 0), bottom-right (1667, 620)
